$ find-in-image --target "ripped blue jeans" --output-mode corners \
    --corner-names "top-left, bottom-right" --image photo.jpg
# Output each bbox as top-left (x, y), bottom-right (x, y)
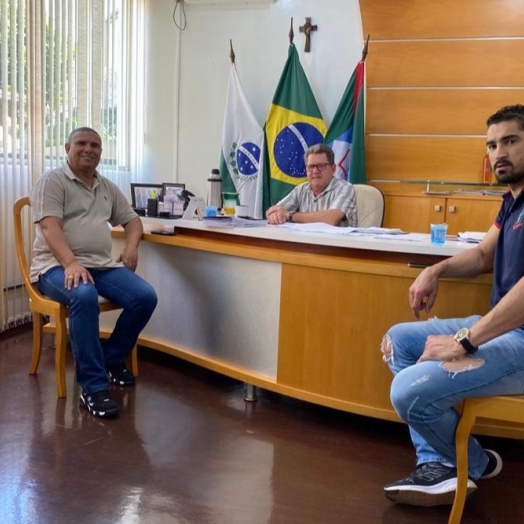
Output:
top-left (382, 315), bottom-right (524, 480)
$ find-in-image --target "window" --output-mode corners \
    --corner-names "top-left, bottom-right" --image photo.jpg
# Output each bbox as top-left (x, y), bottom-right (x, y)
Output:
top-left (0, 0), bottom-right (146, 331)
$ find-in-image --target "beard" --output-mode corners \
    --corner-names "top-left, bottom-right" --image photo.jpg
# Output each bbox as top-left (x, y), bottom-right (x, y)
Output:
top-left (494, 163), bottom-right (524, 185)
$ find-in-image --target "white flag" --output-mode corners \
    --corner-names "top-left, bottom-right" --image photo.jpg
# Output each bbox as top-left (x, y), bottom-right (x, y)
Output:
top-left (219, 64), bottom-right (264, 219)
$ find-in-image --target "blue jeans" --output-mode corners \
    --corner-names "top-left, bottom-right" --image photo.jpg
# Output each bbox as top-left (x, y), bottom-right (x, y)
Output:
top-left (383, 315), bottom-right (524, 479)
top-left (37, 266), bottom-right (157, 394)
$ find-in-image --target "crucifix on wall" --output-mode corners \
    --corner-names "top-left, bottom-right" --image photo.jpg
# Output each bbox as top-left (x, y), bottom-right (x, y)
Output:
top-left (299, 17), bottom-right (317, 52)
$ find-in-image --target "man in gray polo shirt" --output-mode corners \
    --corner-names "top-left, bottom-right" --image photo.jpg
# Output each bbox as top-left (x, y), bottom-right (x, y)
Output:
top-left (265, 144), bottom-right (357, 227)
top-left (30, 127), bottom-right (157, 418)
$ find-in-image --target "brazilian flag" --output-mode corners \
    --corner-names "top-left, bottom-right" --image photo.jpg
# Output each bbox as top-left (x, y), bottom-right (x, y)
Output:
top-left (263, 44), bottom-right (327, 210)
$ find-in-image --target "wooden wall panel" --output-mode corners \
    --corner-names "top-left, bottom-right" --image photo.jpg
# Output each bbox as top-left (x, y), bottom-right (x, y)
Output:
top-left (367, 89), bottom-right (524, 135)
top-left (367, 136), bottom-right (486, 182)
top-left (360, 0), bottom-right (524, 39)
top-left (359, 0), bottom-right (524, 194)
top-left (367, 40), bottom-right (524, 88)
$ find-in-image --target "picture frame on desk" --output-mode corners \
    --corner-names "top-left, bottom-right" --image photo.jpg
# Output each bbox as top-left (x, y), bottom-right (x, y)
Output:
top-left (162, 182), bottom-right (186, 201)
top-left (130, 183), bottom-right (163, 209)
top-left (162, 183), bottom-right (186, 217)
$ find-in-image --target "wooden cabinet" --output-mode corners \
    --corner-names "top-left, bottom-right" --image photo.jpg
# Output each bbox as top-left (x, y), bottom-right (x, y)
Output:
top-left (383, 193), bottom-right (503, 234)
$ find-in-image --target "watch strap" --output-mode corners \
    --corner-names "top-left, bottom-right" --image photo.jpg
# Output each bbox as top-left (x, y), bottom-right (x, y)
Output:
top-left (457, 335), bottom-right (478, 355)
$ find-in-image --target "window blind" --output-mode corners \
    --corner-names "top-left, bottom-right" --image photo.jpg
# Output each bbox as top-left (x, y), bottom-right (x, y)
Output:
top-left (0, 0), bottom-right (145, 332)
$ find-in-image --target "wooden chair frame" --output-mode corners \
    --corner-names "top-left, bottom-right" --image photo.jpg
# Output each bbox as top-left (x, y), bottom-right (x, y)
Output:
top-left (449, 395), bottom-right (524, 523)
top-left (13, 196), bottom-right (138, 398)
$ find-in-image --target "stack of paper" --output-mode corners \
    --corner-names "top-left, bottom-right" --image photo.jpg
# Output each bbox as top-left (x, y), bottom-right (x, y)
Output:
top-left (458, 231), bottom-right (485, 243)
top-left (343, 227), bottom-right (405, 236)
top-left (203, 217), bottom-right (267, 228)
top-left (277, 223), bottom-right (406, 236)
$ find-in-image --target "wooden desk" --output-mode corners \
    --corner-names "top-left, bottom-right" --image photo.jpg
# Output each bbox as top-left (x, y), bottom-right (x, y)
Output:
top-left (109, 220), bottom-right (519, 438)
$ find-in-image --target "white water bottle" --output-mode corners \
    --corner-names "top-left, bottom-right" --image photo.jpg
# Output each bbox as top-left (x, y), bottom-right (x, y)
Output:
top-left (206, 168), bottom-right (222, 208)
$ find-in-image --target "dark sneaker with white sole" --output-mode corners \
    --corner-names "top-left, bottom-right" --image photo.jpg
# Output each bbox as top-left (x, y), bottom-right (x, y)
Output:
top-left (80, 390), bottom-right (119, 418)
top-left (384, 462), bottom-right (477, 507)
top-left (107, 363), bottom-right (135, 386)
top-left (481, 449), bottom-right (503, 479)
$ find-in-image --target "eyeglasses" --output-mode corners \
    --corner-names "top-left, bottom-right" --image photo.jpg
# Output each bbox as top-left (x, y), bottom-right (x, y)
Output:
top-left (306, 163), bottom-right (330, 172)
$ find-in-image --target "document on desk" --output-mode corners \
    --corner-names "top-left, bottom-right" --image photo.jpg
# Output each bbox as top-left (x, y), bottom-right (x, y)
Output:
top-left (372, 233), bottom-right (426, 241)
top-left (342, 226), bottom-right (406, 236)
top-left (277, 223), bottom-right (427, 241)
top-left (203, 217), bottom-right (268, 228)
top-left (276, 222), bottom-right (342, 234)
top-left (343, 228), bottom-right (428, 242)
top-left (458, 231), bottom-right (485, 243)
top-left (279, 223), bottom-right (407, 235)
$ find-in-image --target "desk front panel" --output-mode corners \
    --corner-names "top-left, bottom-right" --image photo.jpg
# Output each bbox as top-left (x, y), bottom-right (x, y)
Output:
top-left (111, 239), bottom-right (281, 378)
top-left (277, 261), bottom-right (493, 420)
top-left (108, 227), bottom-right (514, 435)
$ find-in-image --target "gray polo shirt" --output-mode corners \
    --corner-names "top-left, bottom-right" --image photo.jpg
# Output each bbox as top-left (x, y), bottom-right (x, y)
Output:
top-left (277, 177), bottom-right (357, 227)
top-left (30, 163), bottom-right (138, 282)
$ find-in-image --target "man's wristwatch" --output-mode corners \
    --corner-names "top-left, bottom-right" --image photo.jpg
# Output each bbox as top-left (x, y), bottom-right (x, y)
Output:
top-left (453, 328), bottom-right (478, 355)
top-left (288, 211), bottom-right (296, 222)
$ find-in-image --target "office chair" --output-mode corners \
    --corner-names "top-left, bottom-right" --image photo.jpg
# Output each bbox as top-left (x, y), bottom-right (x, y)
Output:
top-left (13, 196), bottom-right (138, 398)
top-left (353, 184), bottom-right (385, 227)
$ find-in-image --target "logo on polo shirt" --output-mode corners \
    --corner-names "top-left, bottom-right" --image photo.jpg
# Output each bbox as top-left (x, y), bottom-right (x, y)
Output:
top-left (513, 210), bottom-right (524, 230)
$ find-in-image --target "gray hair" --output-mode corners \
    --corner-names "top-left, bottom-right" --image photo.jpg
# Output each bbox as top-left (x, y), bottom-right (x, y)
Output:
top-left (304, 144), bottom-right (335, 165)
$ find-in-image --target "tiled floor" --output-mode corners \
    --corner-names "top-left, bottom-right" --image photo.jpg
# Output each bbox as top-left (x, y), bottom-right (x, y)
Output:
top-left (0, 326), bottom-right (523, 524)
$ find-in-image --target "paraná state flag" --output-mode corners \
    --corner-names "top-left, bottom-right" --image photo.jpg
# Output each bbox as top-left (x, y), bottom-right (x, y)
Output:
top-left (219, 63), bottom-right (264, 219)
top-left (324, 59), bottom-right (366, 184)
top-left (263, 44), bottom-right (326, 210)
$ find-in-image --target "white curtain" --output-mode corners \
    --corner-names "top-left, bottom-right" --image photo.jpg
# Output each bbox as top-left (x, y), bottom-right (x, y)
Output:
top-left (0, 0), bottom-right (145, 332)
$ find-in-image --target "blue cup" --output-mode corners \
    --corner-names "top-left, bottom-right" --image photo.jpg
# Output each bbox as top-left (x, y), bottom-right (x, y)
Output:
top-left (430, 223), bottom-right (448, 245)
top-left (204, 206), bottom-right (218, 217)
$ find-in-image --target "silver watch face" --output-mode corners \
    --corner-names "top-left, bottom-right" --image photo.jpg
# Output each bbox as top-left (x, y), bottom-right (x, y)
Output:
top-left (455, 327), bottom-right (469, 341)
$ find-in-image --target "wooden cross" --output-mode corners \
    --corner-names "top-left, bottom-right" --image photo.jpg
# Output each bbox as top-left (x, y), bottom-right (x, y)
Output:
top-left (299, 17), bottom-right (317, 53)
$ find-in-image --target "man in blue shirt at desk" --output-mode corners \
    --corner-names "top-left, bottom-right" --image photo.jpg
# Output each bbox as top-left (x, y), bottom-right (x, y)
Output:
top-left (265, 144), bottom-right (357, 227)
top-left (382, 104), bottom-right (524, 507)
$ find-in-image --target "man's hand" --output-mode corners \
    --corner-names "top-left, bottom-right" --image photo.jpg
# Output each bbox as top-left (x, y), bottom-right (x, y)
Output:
top-left (117, 246), bottom-right (139, 271)
top-left (120, 217), bottom-right (142, 271)
top-left (63, 261), bottom-right (94, 289)
top-left (418, 334), bottom-right (467, 363)
top-left (266, 205), bottom-right (291, 225)
top-left (409, 267), bottom-right (440, 318)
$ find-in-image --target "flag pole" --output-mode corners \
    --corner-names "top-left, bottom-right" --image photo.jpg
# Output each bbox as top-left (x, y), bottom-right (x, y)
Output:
top-left (361, 34), bottom-right (370, 61)
top-left (289, 17), bottom-right (294, 45)
top-left (229, 39), bottom-right (235, 65)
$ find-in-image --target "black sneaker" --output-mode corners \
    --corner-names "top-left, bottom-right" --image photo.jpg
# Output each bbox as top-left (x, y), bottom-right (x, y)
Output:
top-left (80, 390), bottom-right (119, 418)
top-left (481, 449), bottom-right (503, 479)
top-left (107, 362), bottom-right (135, 386)
top-left (384, 462), bottom-right (477, 506)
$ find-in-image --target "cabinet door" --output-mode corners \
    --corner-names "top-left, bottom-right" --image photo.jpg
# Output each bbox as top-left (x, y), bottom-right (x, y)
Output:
top-left (445, 198), bottom-right (502, 234)
top-left (383, 195), bottom-right (445, 232)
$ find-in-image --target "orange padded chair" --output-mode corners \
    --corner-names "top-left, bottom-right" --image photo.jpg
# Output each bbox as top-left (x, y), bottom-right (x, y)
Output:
top-left (13, 196), bottom-right (138, 398)
top-left (449, 395), bottom-right (524, 523)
